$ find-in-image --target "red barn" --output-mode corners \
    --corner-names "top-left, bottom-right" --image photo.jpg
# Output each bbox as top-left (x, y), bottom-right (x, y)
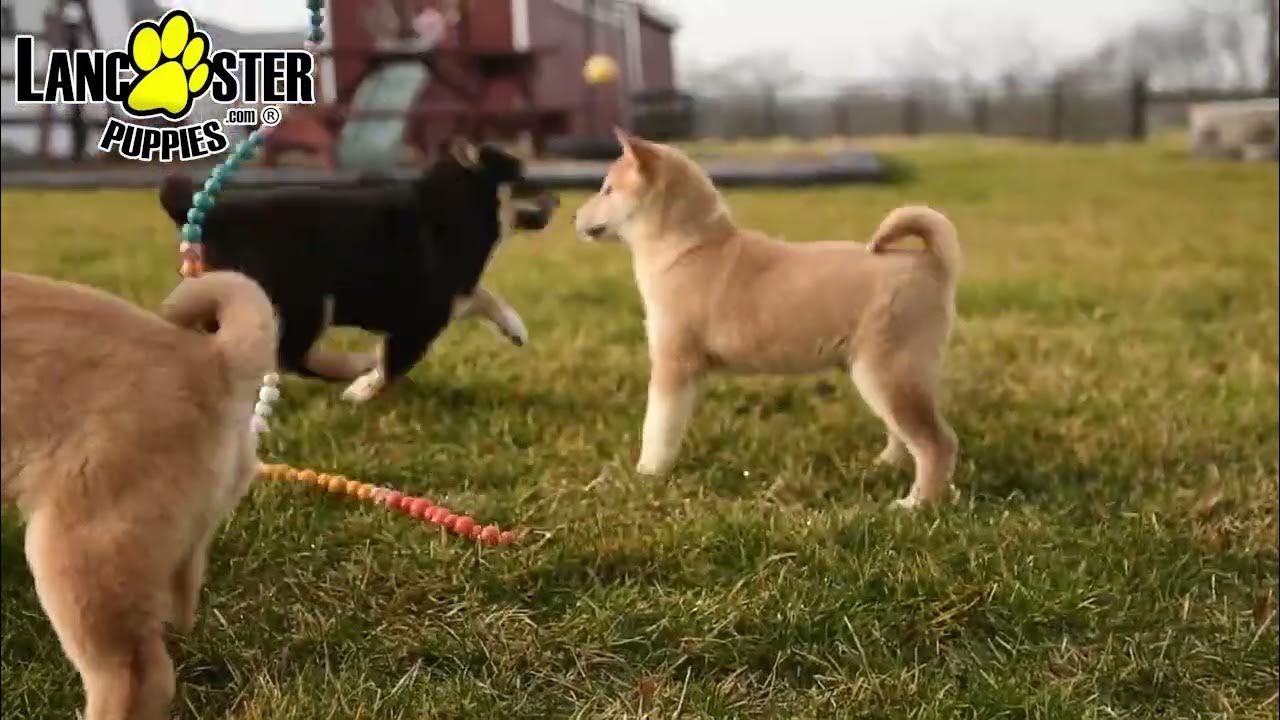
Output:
top-left (323, 0), bottom-right (677, 150)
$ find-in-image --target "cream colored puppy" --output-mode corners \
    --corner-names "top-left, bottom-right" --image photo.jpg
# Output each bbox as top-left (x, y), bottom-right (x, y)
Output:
top-left (1, 270), bottom-right (277, 720)
top-left (573, 131), bottom-right (961, 508)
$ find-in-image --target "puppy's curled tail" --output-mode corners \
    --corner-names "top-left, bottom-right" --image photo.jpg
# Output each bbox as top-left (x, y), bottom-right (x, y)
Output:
top-left (161, 272), bottom-right (278, 384)
top-left (159, 173), bottom-right (196, 226)
top-left (868, 205), bottom-right (961, 280)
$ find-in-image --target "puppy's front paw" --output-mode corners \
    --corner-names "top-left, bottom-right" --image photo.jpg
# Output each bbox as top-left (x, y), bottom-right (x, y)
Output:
top-left (891, 486), bottom-right (956, 511)
top-left (635, 454), bottom-right (674, 476)
top-left (890, 495), bottom-right (925, 511)
top-left (635, 461), bottom-right (665, 476)
top-left (499, 308), bottom-right (529, 347)
top-left (342, 369), bottom-right (385, 404)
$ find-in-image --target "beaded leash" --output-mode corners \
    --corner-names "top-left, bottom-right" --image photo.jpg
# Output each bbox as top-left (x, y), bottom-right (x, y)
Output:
top-left (180, 1), bottom-right (517, 545)
top-left (257, 463), bottom-right (515, 546)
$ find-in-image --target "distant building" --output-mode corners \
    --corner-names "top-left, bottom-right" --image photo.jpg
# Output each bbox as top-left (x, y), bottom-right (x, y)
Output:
top-left (326, 0), bottom-right (678, 144)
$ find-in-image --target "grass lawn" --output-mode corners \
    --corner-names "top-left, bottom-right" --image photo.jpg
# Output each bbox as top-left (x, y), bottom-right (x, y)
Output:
top-left (1, 137), bottom-right (1277, 719)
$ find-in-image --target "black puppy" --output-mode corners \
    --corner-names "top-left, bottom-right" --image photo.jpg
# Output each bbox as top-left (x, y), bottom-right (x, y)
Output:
top-left (159, 141), bottom-right (558, 402)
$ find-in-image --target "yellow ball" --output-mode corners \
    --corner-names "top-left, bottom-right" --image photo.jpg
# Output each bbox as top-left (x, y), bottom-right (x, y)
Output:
top-left (356, 484), bottom-right (374, 500)
top-left (298, 469), bottom-right (318, 484)
top-left (583, 54), bottom-right (619, 85)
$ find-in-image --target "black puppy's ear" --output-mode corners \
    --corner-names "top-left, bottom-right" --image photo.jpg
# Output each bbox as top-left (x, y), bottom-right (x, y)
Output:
top-left (446, 137), bottom-right (481, 169)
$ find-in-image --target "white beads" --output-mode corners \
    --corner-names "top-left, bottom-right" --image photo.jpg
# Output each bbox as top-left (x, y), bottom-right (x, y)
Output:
top-left (251, 372), bottom-right (281, 435)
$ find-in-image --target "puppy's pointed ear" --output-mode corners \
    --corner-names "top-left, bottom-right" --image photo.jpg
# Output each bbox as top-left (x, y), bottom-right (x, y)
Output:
top-left (614, 127), bottom-right (659, 177)
top-left (613, 126), bottom-right (632, 151)
top-left (448, 137), bottom-right (481, 169)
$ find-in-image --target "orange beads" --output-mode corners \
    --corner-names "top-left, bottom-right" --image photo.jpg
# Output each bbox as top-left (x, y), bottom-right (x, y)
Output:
top-left (256, 463), bottom-right (517, 547)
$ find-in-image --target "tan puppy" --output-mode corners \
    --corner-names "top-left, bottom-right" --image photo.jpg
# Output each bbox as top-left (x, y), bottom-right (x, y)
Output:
top-left (573, 131), bottom-right (961, 508)
top-left (1, 270), bottom-right (277, 720)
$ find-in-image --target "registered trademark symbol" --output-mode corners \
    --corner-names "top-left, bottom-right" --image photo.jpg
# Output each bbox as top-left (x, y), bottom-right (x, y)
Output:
top-left (261, 106), bottom-right (282, 126)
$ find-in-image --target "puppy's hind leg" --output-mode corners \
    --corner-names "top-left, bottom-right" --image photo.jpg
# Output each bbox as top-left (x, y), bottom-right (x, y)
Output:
top-left (170, 521), bottom-right (220, 635)
top-left (277, 295), bottom-right (378, 382)
top-left (850, 358), bottom-right (957, 509)
top-left (636, 361), bottom-right (701, 476)
top-left (170, 545), bottom-right (205, 635)
top-left (26, 512), bottom-right (176, 720)
top-left (343, 303), bottom-right (450, 404)
top-left (173, 432), bottom-right (259, 634)
top-left (276, 296), bottom-right (329, 379)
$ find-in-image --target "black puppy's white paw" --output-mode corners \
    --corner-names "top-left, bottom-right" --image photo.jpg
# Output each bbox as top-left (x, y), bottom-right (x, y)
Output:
top-left (498, 308), bottom-right (529, 347)
top-left (342, 369), bottom-right (385, 404)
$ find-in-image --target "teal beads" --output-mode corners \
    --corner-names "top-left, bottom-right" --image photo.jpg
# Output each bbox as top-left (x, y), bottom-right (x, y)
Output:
top-left (233, 132), bottom-right (264, 161)
top-left (179, 128), bottom-right (267, 259)
top-left (308, 0), bottom-right (325, 44)
top-left (178, 1), bottom-right (312, 276)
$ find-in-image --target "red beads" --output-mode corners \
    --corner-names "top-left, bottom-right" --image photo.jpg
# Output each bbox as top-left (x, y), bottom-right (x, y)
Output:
top-left (408, 498), bottom-right (432, 519)
top-left (453, 516), bottom-right (476, 537)
top-left (383, 490), bottom-right (404, 510)
top-left (257, 463), bottom-right (517, 547)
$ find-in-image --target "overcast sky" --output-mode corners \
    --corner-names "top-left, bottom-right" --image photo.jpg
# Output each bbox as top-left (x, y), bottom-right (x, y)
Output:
top-left (174, 0), bottom-right (1171, 87)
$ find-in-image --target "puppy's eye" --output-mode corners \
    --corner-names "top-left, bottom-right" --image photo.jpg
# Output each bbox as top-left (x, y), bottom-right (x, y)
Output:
top-left (601, 184), bottom-right (613, 196)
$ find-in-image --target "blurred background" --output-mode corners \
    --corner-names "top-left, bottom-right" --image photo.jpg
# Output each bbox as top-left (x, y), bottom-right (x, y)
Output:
top-left (2, 0), bottom-right (1277, 167)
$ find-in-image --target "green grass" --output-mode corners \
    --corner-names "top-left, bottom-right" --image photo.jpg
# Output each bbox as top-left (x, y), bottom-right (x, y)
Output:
top-left (2, 138), bottom-right (1277, 719)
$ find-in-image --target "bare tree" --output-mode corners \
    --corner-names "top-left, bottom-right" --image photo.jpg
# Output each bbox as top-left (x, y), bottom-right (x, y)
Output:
top-left (879, 18), bottom-right (1050, 96)
top-left (1068, 0), bottom-right (1275, 90)
top-left (687, 52), bottom-right (805, 137)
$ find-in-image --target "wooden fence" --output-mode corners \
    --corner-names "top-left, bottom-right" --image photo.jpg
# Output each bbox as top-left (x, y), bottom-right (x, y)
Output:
top-left (687, 77), bottom-right (1279, 143)
top-left (1, 6), bottom-right (113, 163)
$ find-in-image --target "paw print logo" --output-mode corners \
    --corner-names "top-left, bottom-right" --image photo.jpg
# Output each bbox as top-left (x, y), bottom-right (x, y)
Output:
top-left (122, 11), bottom-right (212, 121)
